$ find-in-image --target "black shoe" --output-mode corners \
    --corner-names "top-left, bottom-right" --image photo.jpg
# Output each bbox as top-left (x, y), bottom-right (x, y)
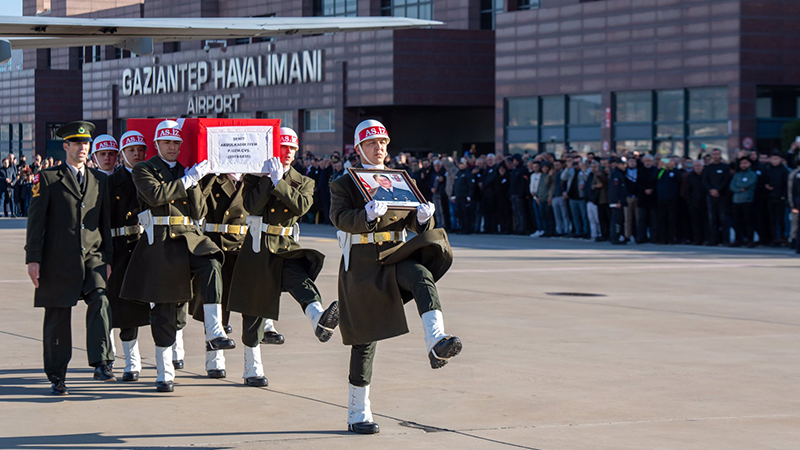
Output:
top-left (51, 380), bottom-right (69, 396)
top-left (173, 360), bottom-right (185, 370)
top-left (261, 331), bottom-right (285, 345)
top-left (244, 376), bottom-right (269, 387)
top-left (348, 422), bottom-right (380, 434)
top-left (155, 381), bottom-right (174, 392)
top-left (314, 301), bottom-right (339, 343)
top-left (93, 364), bottom-right (117, 381)
top-left (207, 369), bottom-right (227, 379)
top-left (206, 337), bottom-right (236, 351)
top-left (223, 325), bottom-right (233, 334)
top-left (428, 336), bottom-right (463, 369)
top-left (122, 371), bottom-right (139, 382)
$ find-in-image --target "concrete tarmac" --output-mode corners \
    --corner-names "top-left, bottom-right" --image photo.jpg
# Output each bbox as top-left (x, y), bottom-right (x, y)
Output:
top-left (2, 219), bottom-right (799, 449)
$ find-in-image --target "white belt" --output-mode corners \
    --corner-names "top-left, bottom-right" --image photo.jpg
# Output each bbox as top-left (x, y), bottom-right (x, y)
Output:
top-left (245, 215), bottom-right (300, 253)
top-left (203, 223), bottom-right (249, 235)
top-left (336, 230), bottom-right (407, 271)
top-left (152, 216), bottom-right (191, 226)
top-left (111, 225), bottom-right (143, 237)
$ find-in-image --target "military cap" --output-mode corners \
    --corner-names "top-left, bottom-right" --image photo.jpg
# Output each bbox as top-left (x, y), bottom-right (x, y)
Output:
top-left (56, 121), bottom-right (95, 142)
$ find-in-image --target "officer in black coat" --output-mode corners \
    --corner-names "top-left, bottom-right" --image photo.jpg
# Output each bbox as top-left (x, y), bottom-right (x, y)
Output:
top-left (481, 154), bottom-right (499, 233)
top-left (608, 157), bottom-right (628, 245)
top-left (25, 121), bottom-right (115, 395)
top-left (702, 148), bottom-right (732, 245)
top-left (452, 158), bottom-right (475, 234)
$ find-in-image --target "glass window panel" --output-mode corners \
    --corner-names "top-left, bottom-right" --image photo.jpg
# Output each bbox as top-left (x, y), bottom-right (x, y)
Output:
top-left (542, 96), bottom-right (565, 126)
top-left (689, 87), bottom-right (728, 121)
top-left (615, 91), bottom-right (652, 123)
top-left (688, 139), bottom-right (728, 160)
top-left (615, 140), bottom-right (652, 155)
top-left (656, 140), bottom-right (685, 159)
top-left (419, 4), bottom-right (431, 19)
top-left (507, 97), bottom-right (538, 127)
top-left (23, 123), bottom-right (32, 141)
top-left (569, 94), bottom-right (602, 125)
top-left (316, 0), bottom-right (357, 17)
top-left (568, 141), bottom-right (601, 156)
top-left (657, 90), bottom-right (684, 122)
top-left (656, 124), bottom-right (683, 139)
top-left (12, 123), bottom-right (19, 141)
top-left (304, 109), bottom-right (335, 132)
top-left (0, 125), bottom-right (9, 143)
top-left (406, 5), bottom-right (418, 18)
top-left (757, 97), bottom-right (772, 118)
top-left (689, 122), bottom-right (728, 137)
top-left (541, 142), bottom-right (565, 158)
top-left (508, 142), bottom-right (538, 155)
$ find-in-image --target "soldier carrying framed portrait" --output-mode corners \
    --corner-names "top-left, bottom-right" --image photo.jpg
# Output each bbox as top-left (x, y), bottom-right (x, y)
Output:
top-left (347, 168), bottom-right (426, 210)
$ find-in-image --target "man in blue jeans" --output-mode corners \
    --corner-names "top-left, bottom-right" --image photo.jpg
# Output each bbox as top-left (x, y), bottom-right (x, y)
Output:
top-left (561, 155), bottom-right (589, 238)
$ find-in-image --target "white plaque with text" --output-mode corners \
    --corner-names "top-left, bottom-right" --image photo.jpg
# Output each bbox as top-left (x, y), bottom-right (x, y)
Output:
top-left (206, 126), bottom-right (273, 174)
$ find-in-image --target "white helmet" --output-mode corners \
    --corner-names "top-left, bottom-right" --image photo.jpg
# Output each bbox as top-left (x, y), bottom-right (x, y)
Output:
top-left (154, 119), bottom-right (182, 142)
top-left (90, 134), bottom-right (119, 157)
top-left (279, 127), bottom-right (299, 149)
top-left (354, 119), bottom-right (390, 149)
top-left (120, 130), bottom-right (147, 151)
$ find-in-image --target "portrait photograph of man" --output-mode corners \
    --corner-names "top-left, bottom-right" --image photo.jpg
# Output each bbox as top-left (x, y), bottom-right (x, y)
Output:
top-left (350, 169), bottom-right (424, 208)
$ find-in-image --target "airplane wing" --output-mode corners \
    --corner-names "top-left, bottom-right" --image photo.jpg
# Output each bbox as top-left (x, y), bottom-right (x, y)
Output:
top-left (0, 15), bottom-right (442, 62)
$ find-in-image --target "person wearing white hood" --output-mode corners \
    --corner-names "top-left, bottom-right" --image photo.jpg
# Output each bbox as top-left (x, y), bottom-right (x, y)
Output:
top-left (120, 120), bottom-right (234, 392)
top-left (89, 134), bottom-right (118, 176)
top-left (329, 119), bottom-right (461, 434)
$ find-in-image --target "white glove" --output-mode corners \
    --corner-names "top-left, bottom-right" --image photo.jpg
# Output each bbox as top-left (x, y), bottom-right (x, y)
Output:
top-left (181, 160), bottom-right (210, 189)
top-left (365, 200), bottom-right (388, 222)
top-left (266, 157), bottom-right (285, 186)
top-left (417, 201), bottom-right (435, 224)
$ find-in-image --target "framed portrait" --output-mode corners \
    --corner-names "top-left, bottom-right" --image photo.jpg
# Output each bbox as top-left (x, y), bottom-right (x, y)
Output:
top-left (347, 168), bottom-right (426, 210)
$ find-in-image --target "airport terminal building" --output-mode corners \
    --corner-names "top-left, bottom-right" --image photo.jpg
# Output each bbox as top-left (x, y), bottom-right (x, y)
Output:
top-left (2, 0), bottom-right (800, 162)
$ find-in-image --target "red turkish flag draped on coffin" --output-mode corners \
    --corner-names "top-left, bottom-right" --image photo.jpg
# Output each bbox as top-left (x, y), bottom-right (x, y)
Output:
top-left (125, 118), bottom-right (281, 169)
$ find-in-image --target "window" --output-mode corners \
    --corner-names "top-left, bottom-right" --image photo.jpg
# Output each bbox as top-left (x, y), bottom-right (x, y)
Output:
top-left (507, 97), bottom-right (538, 128)
top-left (260, 110), bottom-right (294, 129)
top-left (304, 109), bottom-right (335, 132)
top-left (689, 88), bottom-right (727, 121)
top-left (479, 0), bottom-right (502, 30)
top-left (615, 91), bottom-right (652, 123)
top-left (381, 0), bottom-right (433, 20)
top-left (0, 124), bottom-right (9, 153)
top-left (316, 0), bottom-right (358, 17)
top-left (569, 94), bottom-right (602, 125)
top-left (517, 0), bottom-right (542, 10)
top-left (541, 96), bottom-right (565, 126)
top-left (656, 90), bottom-right (684, 122)
top-left (757, 97), bottom-right (772, 119)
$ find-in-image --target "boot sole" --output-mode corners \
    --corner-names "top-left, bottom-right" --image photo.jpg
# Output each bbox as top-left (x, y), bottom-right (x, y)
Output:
top-left (429, 336), bottom-right (463, 369)
top-left (316, 301), bottom-right (340, 343)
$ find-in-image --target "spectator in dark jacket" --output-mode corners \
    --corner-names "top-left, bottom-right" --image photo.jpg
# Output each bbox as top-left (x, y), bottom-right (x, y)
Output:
top-left (509, 154), bottom-right (529, 235)
top-left (636, 155), bottom-right (658, 243)
top-left (763, 152), bottom-right (789, 245)
top-left (0, 157), bottom-right (16, 217)
top-left (702, 148), bottom-right (732, 245)
top-left (685, 160), bottom-right (707, 245)
top-left (482, 154), bottom-right (499, 234)
top-left (608, 158), bottom-right (628, 245)
top-left (451, 158), bottom-right (475, 234)
top-left (496, 162), bottom-right (512, 234)
top-left (656, 160), bottom-right (681, 244)
top-left (730, 157), bottom-right (758, 247)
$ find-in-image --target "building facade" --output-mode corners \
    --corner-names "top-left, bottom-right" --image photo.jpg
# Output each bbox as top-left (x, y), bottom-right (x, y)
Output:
top-left (3, 0), bottom-right (800, 163)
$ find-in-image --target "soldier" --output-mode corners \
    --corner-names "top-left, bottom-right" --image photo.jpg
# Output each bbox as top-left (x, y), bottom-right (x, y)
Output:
top-left (329, 119), bottom-right (462, 434)
top-left (191, 170), bottom-right (285, 380)
top-left (90, 134), bottom-right (118, 176)
top-left (121, 120), bottom-right (234, 392)
top-left (25, 121), bottom-right (116, 395)
top-left (608, 157), bottom-right (628, 245)
top-left (228, 127), bottom-right (339, 387)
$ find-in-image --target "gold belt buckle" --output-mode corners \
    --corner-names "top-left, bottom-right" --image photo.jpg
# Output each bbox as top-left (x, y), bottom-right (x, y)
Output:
top-left (228, 225), bottom-right (241, 234)
top-left (168, 216), bottom-right (184, 226)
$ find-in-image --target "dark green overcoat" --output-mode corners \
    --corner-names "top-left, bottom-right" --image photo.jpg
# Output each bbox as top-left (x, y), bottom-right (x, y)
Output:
top-left (228, 167), bottom-right (324, 319)
top-left (120, 156), bottom-right (222, 304)
top-left (329, 166), bottom-right (453, 346)
top-left (25, 164), bottom-right (112, 307)
top-left (107, 167), bottom-right (150, 328)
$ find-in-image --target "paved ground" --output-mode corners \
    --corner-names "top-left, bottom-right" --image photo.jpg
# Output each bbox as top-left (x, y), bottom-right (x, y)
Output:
top-left (2, 218), bottom-right (799, 449)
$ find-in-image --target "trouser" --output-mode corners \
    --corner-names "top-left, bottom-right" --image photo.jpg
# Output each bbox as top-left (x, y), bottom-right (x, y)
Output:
top-left (732, 202), bottom-right (754, 244)
top-left (706, 195), bottom-right (729, 245)
top-left (531, 199), bottom-right (546, 233)
top-left (544, 202), bottom-right (556, 235)
top-left (552, 196), bottom-right (570, 235)
top-left (473, 199), bottom-right (483, 233)
top-left (2, 189), bottom-right (14, 217)
top-left (689, 204), bottom-right (706, 244)
top-left (587, 201), bottom-right (600, 239)
top-left (637, 206), bottom-right (658, 243)
top-left (598, 204), bottom-right (610, 239)
top-left (119, 327), bottom-right (138, 341)
top-left (610, 206), bottom-right (624, 243)
top-left (624, 197), bottom-right (638, 239)
top-left (240, 258), bottom-right (321, 347)
top-left (348, 259), bottom-right (442, 387)
top-left (657, 200), bottom-right (678, 244)
top-left (791, 211), bottom-right (799, 242)
top-left (482, 195), bottom-right (497, 233)
top-left (456, 198), bottom-right (472, 233)
top-left (568, 198), bottom-right (588, 236)
top-left (43, 289), bottom-right (113, 383)
top-left (768, 199), bottom-right (786, 242)
top-left (432, 193), bottom-right (445, 229)
top-left (511, 195), bottom-right (527, 234)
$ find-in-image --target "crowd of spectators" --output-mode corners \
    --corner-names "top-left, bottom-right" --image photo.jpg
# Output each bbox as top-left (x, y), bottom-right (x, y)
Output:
top-left (295, 145), bottom-right (800, 253)
top-left (0, 152), bottom-right (61, 218)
